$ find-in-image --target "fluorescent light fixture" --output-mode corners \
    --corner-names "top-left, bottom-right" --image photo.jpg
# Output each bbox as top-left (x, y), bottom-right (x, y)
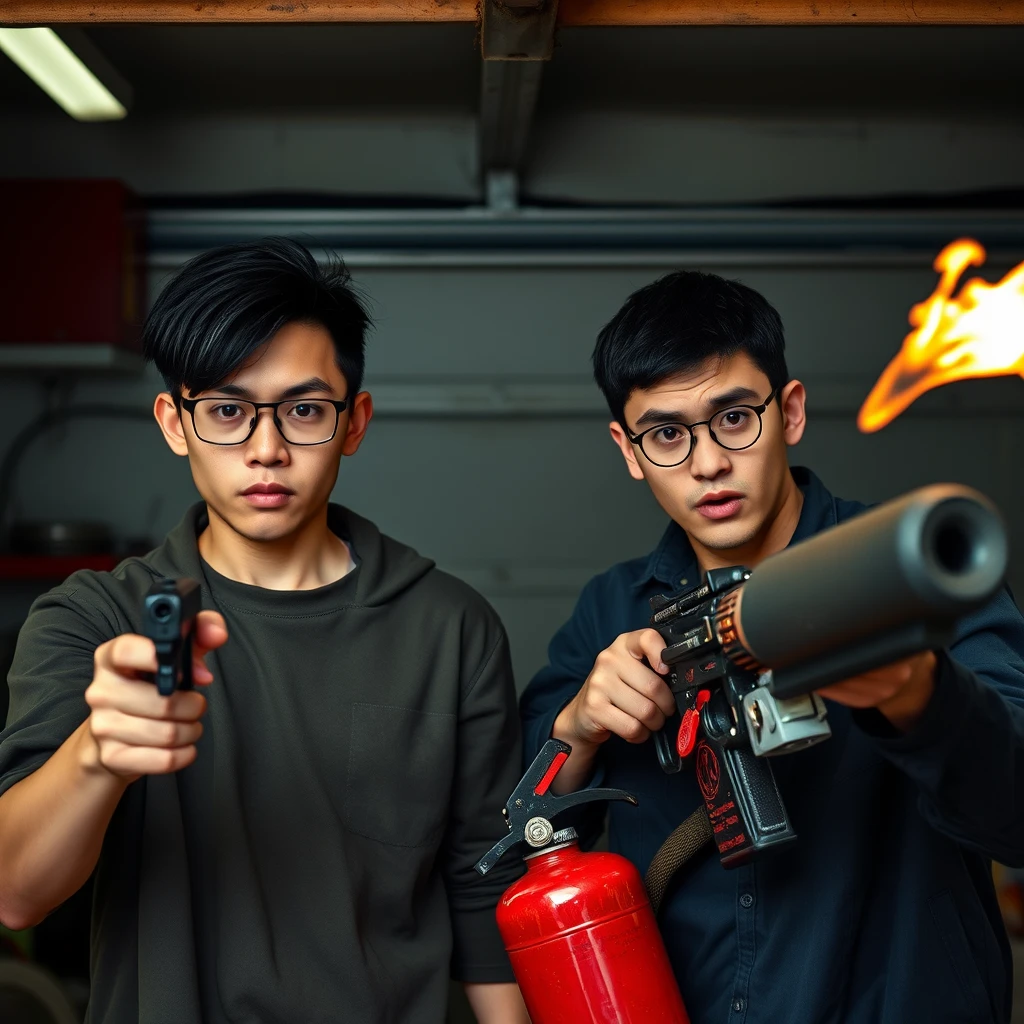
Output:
top-left (0, 27), bottom-right (130, 121)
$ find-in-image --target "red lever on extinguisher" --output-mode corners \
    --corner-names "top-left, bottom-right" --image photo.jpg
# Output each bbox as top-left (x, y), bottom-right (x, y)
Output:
top-left (476, 739), bottom-right (690, 1024)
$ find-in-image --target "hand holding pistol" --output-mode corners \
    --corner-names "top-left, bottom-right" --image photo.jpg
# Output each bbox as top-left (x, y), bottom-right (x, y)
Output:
top-left (84, 578), bottom-right (224, 779)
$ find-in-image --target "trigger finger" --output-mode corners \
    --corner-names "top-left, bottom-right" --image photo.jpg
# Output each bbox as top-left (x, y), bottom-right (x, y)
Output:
top-left (638, 629), bottom-right (669, 674)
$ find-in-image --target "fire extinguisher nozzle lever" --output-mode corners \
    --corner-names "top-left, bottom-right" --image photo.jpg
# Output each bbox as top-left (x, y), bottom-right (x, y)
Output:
top-left (475, 739), bottom-right (640, 875)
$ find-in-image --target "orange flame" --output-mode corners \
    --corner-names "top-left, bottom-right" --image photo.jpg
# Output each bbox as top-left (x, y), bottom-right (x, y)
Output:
top-left (857, 238), bottom-right (1024, 433)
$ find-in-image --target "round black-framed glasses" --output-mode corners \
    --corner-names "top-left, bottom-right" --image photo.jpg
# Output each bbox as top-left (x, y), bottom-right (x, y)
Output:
top-left (625, 388), bottom-right (780, 468)
top-left (179, 397), bottom-right (349, 446)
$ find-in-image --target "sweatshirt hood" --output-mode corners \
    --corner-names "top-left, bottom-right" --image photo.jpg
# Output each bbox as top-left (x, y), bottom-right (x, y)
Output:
top-left (149, 502), bottom-right (436, 608)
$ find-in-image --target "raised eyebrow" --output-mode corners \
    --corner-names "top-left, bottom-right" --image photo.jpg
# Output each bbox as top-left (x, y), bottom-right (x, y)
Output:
top-left (705, 386), bottom-right (762, 412)
top-left (634, 407), bottom-right (686, 429)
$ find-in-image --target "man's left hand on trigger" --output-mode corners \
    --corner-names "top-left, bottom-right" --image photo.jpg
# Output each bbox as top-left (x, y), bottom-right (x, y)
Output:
top-left (817, 650), bottom-right (938, 732)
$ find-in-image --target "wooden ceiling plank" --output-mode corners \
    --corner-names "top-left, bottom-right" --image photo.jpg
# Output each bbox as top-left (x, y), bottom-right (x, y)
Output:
top-left (0, 1), bottom-right (478, 24)
top-left (556, 1), bottom-right (1024, 27)
top-left (2, 0), bottom-right (1021, 25)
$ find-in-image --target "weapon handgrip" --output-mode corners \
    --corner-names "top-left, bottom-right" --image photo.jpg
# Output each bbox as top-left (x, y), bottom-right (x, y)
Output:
top-left (153, 641), bottom-right (177, 697)
top-left (720, 746), bottom-right (791, 841)
top-left (712, 743), bottom-right (796, 867)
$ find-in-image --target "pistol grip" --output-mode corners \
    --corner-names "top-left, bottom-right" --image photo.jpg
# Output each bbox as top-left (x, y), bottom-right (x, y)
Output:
top-left (153, 641), bottom-right (178, 697)
top-left (153, 634), bottom-right (192, 696)
top-left (697, 737), bottom-right (797, 867)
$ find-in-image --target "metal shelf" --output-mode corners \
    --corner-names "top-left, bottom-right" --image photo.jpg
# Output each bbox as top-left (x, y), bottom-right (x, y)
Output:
top-left (0, 345), bottom-right (144, 372)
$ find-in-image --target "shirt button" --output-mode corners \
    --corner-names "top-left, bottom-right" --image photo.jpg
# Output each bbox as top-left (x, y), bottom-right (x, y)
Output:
top-left (732, 997), bottom-right (746, 1012)
top-left (739, 893), bottom-right (754, 908)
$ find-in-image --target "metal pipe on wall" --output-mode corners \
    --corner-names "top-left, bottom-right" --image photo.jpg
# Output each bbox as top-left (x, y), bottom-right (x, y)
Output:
top-left (145, 205), bottom-right (1024, 270)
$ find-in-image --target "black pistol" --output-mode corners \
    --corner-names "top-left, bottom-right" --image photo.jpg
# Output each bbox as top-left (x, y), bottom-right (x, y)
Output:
top-left (650, 483), bottom-right (1008, 868)
top-left (142, 578), bottom-right (202, 697)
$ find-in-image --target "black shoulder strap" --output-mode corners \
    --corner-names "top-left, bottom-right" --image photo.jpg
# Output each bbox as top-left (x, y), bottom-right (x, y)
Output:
top-left (645, 806), bottom-right (714, 917)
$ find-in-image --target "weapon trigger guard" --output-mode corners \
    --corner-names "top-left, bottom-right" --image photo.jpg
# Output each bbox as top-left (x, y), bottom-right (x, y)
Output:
top-left (654, 724), bottom-right (683, 774)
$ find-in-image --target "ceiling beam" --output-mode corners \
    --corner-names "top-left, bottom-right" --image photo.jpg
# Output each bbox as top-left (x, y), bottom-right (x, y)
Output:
top-left (2, 0), bottom-right (1020, 24)
top-left (479, 0), bottom-right (559, 189)
top-left (480, 61), bottom-right (546, 180)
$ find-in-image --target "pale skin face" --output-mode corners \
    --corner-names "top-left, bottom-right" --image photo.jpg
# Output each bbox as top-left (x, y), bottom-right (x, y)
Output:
top-left (153, 320), bottom-right (373, 590)
top-left (610, 350), bottom-right (807, 573)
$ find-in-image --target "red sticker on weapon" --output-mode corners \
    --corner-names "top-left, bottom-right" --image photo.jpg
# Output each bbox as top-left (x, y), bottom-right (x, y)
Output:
top-left (696, 740), bottom-right (721, 803)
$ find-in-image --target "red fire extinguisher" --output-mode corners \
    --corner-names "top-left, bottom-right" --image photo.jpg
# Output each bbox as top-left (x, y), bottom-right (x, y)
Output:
top-left (476, 739), bottom-right (690, 1024)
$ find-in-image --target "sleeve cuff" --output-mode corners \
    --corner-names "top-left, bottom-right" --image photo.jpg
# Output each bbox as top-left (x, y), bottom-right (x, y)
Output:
top-left (449, 905), bottom-right (515, 983)
top-left (524, 699), bottom-right (570, 770)
top-left (527, 699), bottom-right (608, 787)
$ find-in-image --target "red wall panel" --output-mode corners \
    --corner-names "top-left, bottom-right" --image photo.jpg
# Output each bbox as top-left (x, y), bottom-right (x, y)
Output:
top-left (1, 179), bottom-right (146, 350)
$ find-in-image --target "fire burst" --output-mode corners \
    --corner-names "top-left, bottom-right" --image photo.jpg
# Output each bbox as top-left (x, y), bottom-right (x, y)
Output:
top-left (857, 239), bottom-right (1024, 433)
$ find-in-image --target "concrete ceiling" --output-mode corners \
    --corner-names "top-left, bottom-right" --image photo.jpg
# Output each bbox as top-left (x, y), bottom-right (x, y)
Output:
top-left (1, 23), bottom-right (1022, 118)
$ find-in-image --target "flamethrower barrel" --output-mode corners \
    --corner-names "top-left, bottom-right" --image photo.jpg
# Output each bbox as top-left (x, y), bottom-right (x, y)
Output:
top-left (729, 484), bottom-right (1008, 699)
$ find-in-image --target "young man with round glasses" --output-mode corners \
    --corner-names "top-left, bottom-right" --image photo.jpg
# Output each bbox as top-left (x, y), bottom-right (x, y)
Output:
top-left (0, 239), bottom-right (529, 1024)
top-left (520, 270), bottom-right (1024, 1024)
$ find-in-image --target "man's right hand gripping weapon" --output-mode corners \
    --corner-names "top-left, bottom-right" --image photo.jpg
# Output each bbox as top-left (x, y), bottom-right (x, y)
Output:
top-left (649, 484), bottom-right (1008, 866)
top-left (84, 577), bottom-right (220, 780)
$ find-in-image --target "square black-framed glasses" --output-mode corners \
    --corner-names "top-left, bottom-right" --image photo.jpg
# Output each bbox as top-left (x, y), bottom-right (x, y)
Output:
top-left (179, 397), bottom-right (349, 446)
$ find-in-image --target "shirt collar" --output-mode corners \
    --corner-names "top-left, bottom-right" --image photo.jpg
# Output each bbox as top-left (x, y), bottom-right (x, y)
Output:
top-left (632, 465), bottom-right (837, 594)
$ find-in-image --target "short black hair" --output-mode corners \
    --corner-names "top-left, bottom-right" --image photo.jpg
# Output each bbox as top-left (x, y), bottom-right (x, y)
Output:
top-left (592, 270), bottom-right (789, 425)
top-left (143, 237), bottom-right (371, 398)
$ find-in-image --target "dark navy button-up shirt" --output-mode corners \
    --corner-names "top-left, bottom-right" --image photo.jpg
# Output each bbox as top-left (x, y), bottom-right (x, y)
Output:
top-left (521, 467), bottom-right (1024, 1024)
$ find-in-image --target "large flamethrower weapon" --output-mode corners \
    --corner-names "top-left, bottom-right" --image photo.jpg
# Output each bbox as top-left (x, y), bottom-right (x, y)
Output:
top-left (650, 484), bottom-right (1008, 867)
